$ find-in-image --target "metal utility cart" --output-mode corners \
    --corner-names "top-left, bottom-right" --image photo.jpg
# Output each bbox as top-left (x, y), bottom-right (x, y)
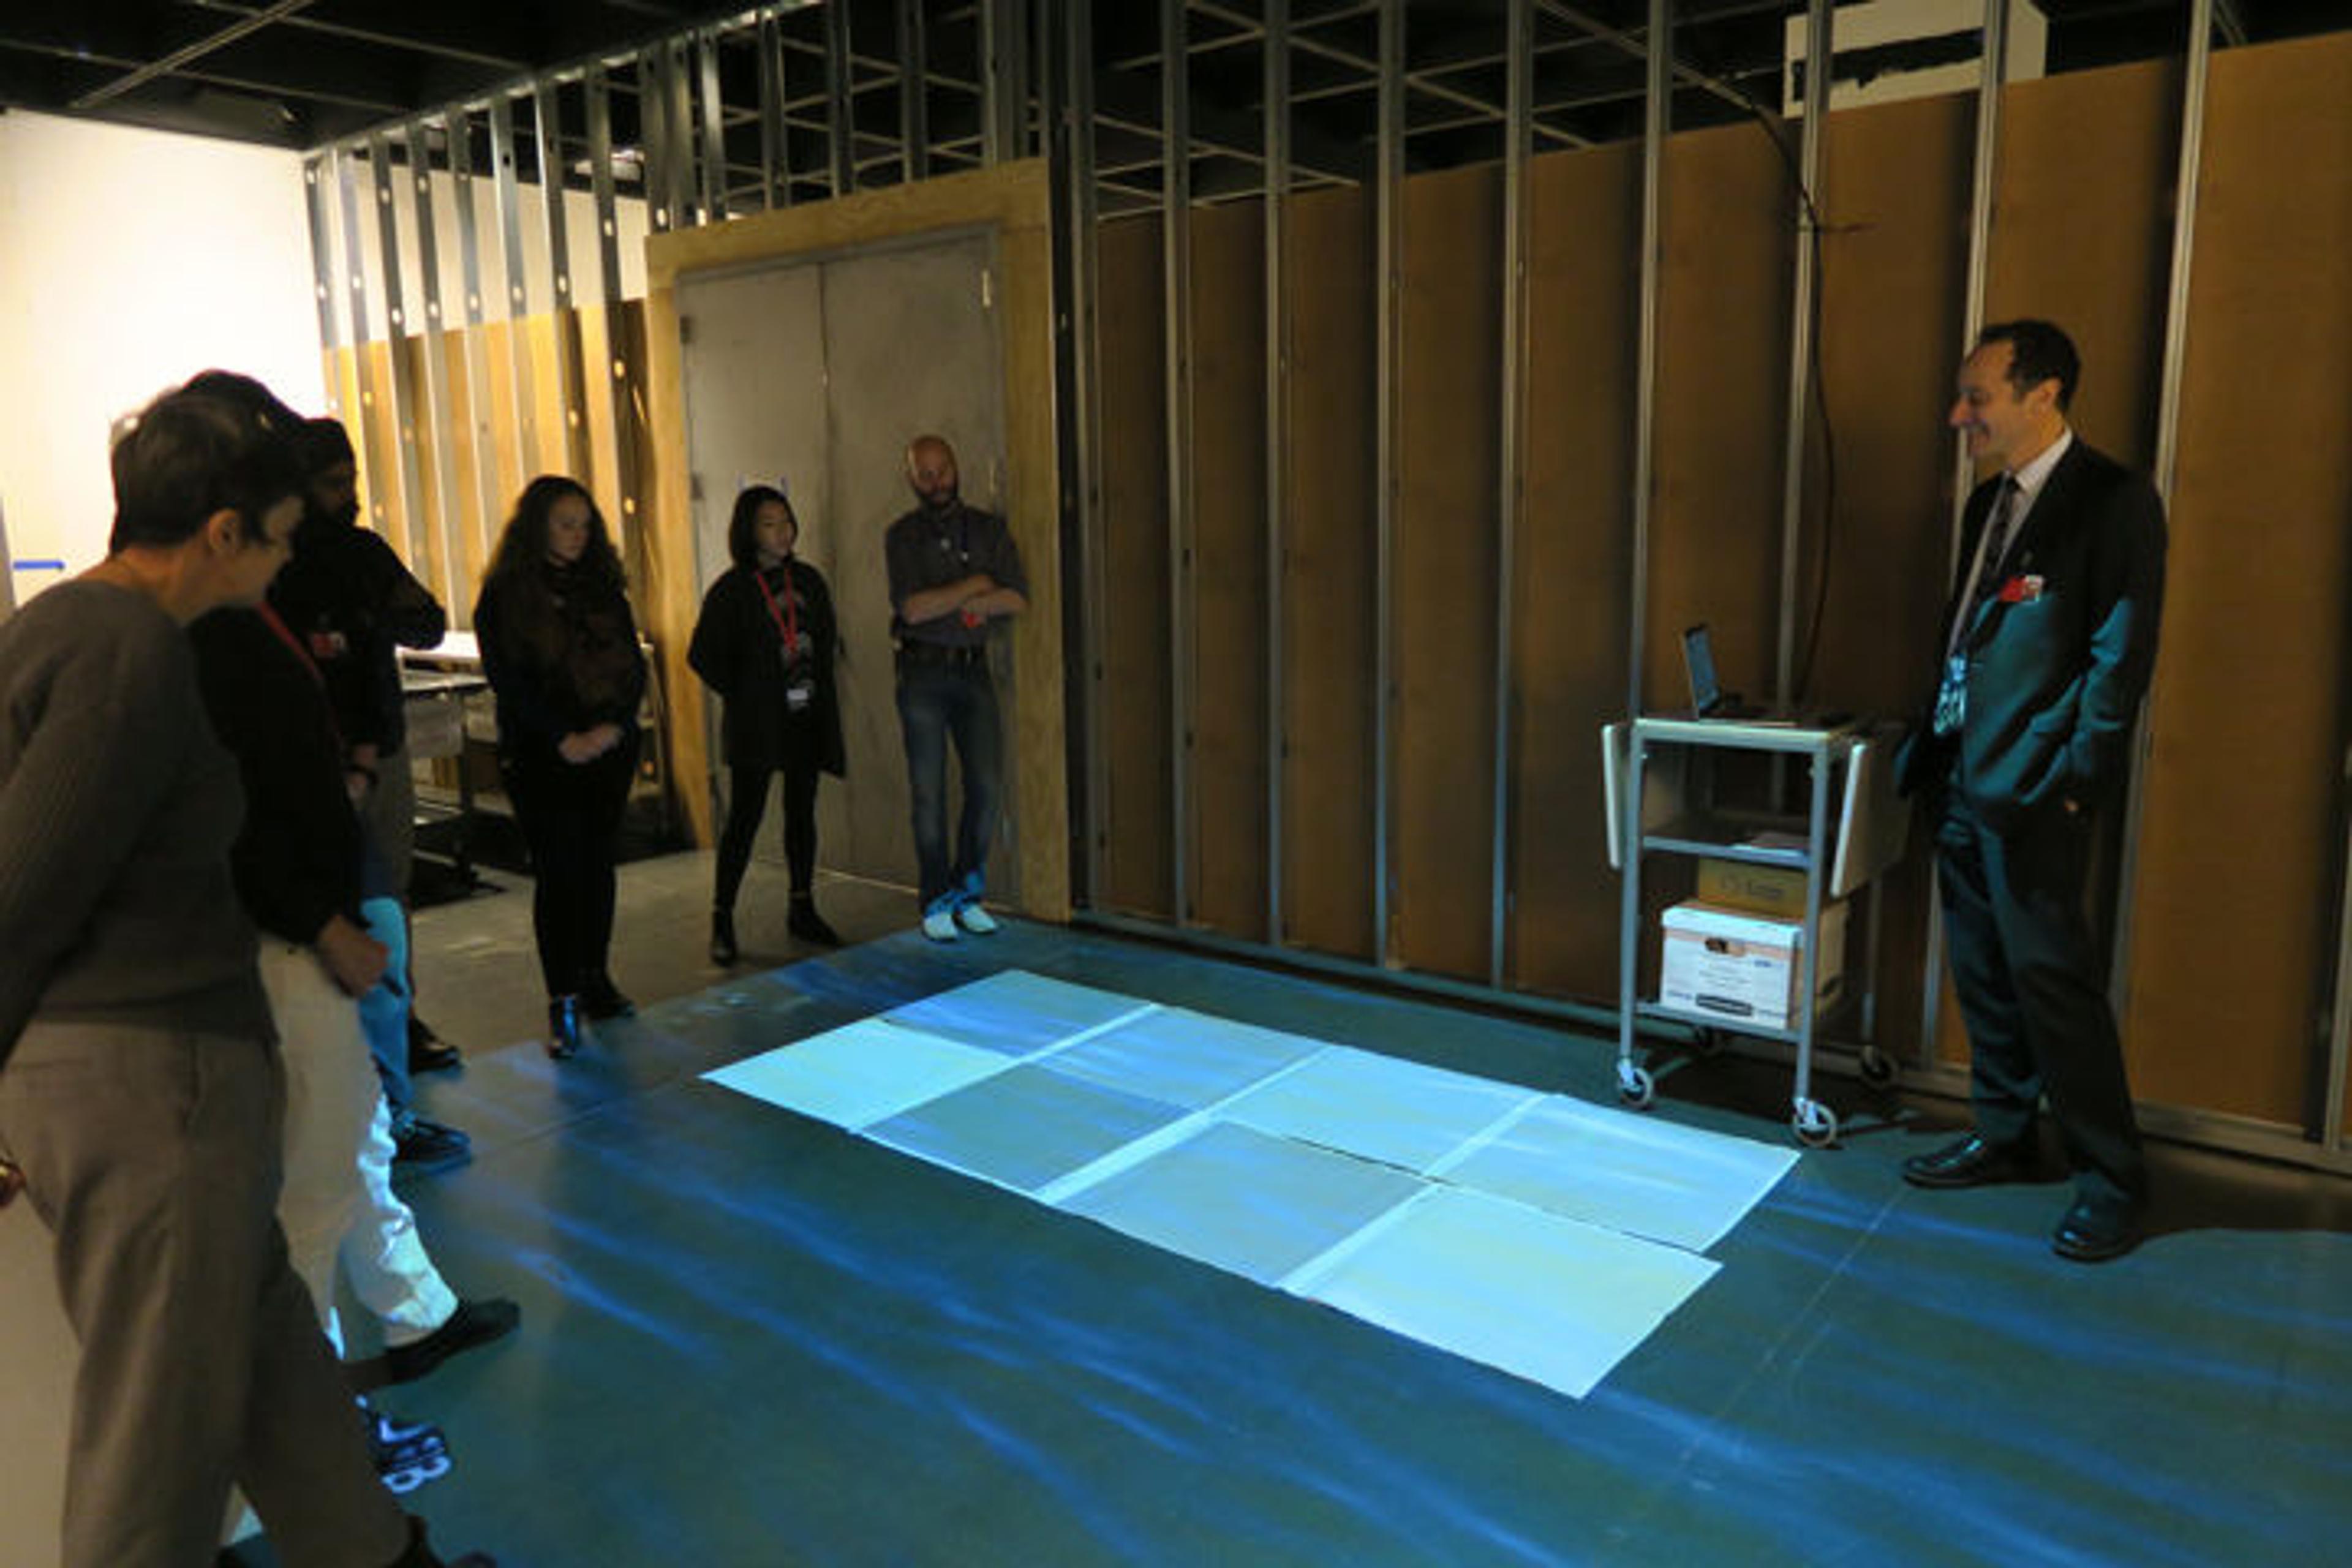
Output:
top-left (1604, 715), bottom-right (1907, 1147)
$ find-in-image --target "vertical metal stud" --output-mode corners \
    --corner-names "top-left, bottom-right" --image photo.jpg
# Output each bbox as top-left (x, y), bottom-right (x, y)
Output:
top-left (982, 0), bottom-right (1027, 165)
top-left (533, 82), bottom-right (590, 478)
top-left (2329, 811), bottom-right (2352, 1152)
top-left (448, 111), bottom-right (507, 568)
top-left (2111, 0), bottom-right (2216, 1022)
top-left (334, 145), bottom-right (388, 525)
top-left (404, 119), bottom-right (468, 617)
top-left (368, 131), bottom-right (426, 570)
top-left (303, 154), bottom-right (342, 361)
top-left (640, 49), bottom-right (676, 234)
top-left (586, 67), bottom-right (643, 571)
top-left (758, 11), bottom-right (789, 207)
top-left (1921, 0), bottom-right (2011, 1058)
top-left (1163, 0), bottom-right (1196, 926)
top-left (1619, 0), bottom-right (1673, 1085)
top-left (1264, 0), bottom-right (1291, 947)
top-left (826, 0), bottom-right (857, 196)
top-left (666, 39), bottom-right (699, 227)
top-left (1775, 0), bottom-right (1831, 708)
top-left (698, 29), bottom-right (731, 221)
top-left (1373, 0), bottom-right (1402, 963)
top-left (1063, 0), bottom-right (1105, 913)
top-left (1627, 0), bottom-right (1668, 722)
top-left (1491, 0), bottom-right (1532, 987)
top-left (489, 96), bottom-right (540, 473)
top-left (900, 0), bottom-right (930, 183)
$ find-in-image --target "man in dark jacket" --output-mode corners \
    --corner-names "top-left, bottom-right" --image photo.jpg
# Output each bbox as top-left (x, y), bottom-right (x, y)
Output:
top-left (1896, 320), bottom-right (2168, 1263)
top-left (273, 420), bottom-right (468, 1172)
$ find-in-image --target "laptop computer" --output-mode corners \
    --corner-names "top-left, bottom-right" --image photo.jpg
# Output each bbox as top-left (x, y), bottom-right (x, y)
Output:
top-left (1680, 622), bottom-right (1852, 728)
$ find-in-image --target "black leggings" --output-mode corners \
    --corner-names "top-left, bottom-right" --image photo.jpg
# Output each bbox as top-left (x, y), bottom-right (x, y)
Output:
top-left (503, 736), bottom-right (639, 998)
top-left (714, 761), bottom-right (820, 913)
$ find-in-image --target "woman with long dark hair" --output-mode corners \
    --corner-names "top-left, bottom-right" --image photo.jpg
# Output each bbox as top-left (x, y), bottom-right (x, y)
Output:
top-left (688, 484), bottom-right (845, 963)
top-left (473, 476), bottom-right (646, 1060)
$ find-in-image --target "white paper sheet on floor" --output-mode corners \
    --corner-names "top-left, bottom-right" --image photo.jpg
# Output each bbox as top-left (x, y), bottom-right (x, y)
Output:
top-left (705, 969), bottom-right (1797, 1399)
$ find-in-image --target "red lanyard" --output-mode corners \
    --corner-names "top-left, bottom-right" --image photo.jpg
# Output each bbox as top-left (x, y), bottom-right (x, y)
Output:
top-left (256, 601), bottom-right (348, 754)
top-left (754, 564), bottom-right (800, 652)
top-left (257, 601), bottom-right (323, 687)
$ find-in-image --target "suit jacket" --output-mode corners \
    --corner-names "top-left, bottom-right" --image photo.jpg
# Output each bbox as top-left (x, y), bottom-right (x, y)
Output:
top-left (1898, 437), bottom-right (2166, 833)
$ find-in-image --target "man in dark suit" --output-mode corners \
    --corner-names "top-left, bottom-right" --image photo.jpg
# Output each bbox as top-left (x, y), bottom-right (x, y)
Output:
top-left (1896, 319), bottom-right (2168, 1262)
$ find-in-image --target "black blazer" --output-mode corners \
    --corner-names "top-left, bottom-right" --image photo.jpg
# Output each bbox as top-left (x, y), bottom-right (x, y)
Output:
top-left (1898, 437), bottom-right (2167, 832)
top-left (687, 559), bottom-right (846, 778)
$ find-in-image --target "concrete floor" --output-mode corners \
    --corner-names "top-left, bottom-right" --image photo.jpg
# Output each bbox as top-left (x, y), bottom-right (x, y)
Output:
top-left (216, 844), bottom-right (2352, 1567)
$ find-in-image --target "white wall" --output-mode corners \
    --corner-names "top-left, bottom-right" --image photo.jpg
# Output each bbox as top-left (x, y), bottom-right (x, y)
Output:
top-left (0, 112), bottom-right (326, 599)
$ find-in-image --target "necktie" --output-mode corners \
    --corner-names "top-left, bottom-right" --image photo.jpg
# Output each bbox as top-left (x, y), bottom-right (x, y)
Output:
top-left (1949, 475), bottom-right (2021, 657)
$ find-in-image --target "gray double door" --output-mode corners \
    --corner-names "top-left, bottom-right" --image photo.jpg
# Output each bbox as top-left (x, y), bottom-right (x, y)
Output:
top-left (676, 230), bottom-right (1009, 902)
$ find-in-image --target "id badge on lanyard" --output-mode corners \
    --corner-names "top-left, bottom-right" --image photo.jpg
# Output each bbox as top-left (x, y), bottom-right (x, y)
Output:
top-left (757, 570), bottom-right (816, 710)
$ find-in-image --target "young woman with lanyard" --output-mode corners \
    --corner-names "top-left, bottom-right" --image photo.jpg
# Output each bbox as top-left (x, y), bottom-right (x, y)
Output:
top-left (688, 483), bottom-right (846, 965)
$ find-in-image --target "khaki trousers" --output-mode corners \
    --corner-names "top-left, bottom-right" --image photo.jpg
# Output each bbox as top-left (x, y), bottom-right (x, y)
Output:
top-left (0, 1021), bottom-right (409, 1568)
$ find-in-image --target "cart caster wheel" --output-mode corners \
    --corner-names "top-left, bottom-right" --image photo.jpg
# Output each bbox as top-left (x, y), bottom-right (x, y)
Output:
top-left (1691, 1027), bottom-right (1725, 1059)
top-left (1792, 1099), bottom-right (1839, 1148)
top-left (1618, 1062), bottom-right (1656, 1110)
top-left (1858, 1046), bottom-right (1896, 1088)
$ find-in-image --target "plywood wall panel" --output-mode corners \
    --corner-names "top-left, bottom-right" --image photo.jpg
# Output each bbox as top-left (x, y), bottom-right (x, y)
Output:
top-left (1395, 164), bottom-right (1503, 981)
top-left (1282, 186), bottom-right (1378, 962)
top-left (1186, 200), bottom-right (1271, 941)
top-left (1510, 140), bottom-right (1640, 1000)
top-left (1647, 122), bottom-right (1794, 715)
top-left (2124, 32), bottom-right (2352, 1127)
top-left (1813, 91), bottom-right (1976, 1065)
top-left (1094, 216), bottom-right (1176, 919)
top-left (1985, 60), bottom-right (2177, 473)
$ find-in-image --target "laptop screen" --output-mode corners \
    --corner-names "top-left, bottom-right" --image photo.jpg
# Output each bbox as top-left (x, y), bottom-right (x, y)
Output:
top-left (1681, 623), bottom-right (1722, 717)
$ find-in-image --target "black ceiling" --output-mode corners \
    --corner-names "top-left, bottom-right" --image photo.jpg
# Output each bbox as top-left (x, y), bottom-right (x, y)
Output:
top-left (1, 2), bottom-right (2344, 162)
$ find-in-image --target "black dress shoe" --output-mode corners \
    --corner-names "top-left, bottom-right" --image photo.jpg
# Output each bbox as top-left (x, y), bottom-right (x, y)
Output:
top-left (788, 894), bottom-right (842, 948)
top-left (407, 1020), bottom-right (462, 1076)
top-left (391, 1115), bottom-right (472, 1175)
top-left (385, 1296), bottom-right (522, 1385)
top-left (581, 976), bottom-right (635, 1020)
top-left (710, 907), bottom-right (739, 966)
top-left (2052, 1197), bottom-right (2143, 1262)
top-left (1901, 1133), bottom-right (2039, 1189)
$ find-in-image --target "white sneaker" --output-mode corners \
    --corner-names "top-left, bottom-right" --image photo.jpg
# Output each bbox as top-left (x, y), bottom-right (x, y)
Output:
top-left (922, 908), bottom-right (960, 942)
top-left (954, 902), bottom-right (1000, 935)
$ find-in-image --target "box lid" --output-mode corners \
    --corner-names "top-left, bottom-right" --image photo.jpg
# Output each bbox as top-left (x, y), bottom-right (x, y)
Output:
top-left (1661, 900), bottom-right (1808, 948)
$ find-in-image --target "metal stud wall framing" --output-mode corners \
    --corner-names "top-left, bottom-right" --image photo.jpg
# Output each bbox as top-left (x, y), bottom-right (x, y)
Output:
top-left (286, 4), bottom-right (2351, 1173)
top-left (1264, 0), bottom-right (1291, 948)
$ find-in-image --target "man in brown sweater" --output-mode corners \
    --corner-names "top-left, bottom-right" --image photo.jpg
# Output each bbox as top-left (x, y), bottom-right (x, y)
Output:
top-left (0, 380), bottom-right (488, 1568)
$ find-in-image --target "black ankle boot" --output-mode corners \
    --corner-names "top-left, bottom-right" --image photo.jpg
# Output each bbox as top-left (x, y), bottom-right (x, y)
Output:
top-left (788, 894), bottom-right (842, 948)
top-left (546, 995), bottom-right (582, 1060)
top-left (710, 907), bottom-right (739, 965)
top-left (581, 974), bottom-right (635, 1020)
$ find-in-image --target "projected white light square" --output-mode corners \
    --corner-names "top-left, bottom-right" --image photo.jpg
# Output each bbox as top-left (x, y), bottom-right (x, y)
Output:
top-left (703, 1017), bottom-right (1009, 1131)
top-left (1287, 1186), bottom-right (1720, 1400)
top-left (883, 970), bottom-right (1153, 1057)
top-left (865, 1064), bottom-right (1192, 1194)
top-left (1057, 1120), bottom-right (1425, 1285)
top-left (1437, 1095), bottom-right (1799, 1253)
top-left (1038, 1008), bottom-right (1325, 1109)
top-left (1218, 1047), bottom-right (1542, 1173)
top-left (707, 970), bottom-right (1792, 1400)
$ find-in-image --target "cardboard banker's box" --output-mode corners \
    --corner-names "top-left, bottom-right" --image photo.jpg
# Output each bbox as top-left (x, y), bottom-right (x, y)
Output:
top-left (1659, 899), bottom-right (1847, 1030)
top-left (1695, 857), bottom-right (1810, 918)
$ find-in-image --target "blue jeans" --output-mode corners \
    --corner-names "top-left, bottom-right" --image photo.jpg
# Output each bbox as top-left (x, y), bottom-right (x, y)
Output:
top-left (356, 895), bottom-right (411, 1117)
top-left (895, 660), bottom-right (1003, 910)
